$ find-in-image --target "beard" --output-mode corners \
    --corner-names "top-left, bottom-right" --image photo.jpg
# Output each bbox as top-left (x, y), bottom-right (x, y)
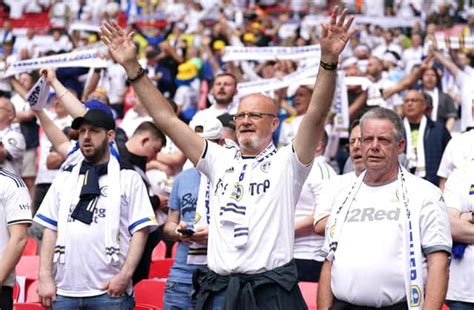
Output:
top-left (237, 133), bottom-right (260, 151)
top-left (81, 139), bottom-right (109, 164)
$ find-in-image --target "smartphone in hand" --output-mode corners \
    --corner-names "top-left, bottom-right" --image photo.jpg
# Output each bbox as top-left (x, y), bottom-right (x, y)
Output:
top-left (177, 228), bottom-right (195, 236)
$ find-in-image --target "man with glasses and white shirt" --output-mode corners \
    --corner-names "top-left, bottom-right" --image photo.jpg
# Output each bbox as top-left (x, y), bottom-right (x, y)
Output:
top-left (101, 7), bottom-right (355, 308)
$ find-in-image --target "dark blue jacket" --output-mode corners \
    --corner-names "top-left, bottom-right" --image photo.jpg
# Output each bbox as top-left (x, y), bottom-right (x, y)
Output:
top-left (422, 117), bottom-right (451, 186)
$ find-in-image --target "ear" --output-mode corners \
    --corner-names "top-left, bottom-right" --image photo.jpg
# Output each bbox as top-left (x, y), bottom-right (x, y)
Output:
top-left (271, 117), bottom-right (280, 133)
top-left (398, 139), bottom-right (406, 154)
top-left (141, 136), bottom-right (150, 146)
top-left (107, 130), bottom-right (116, 143)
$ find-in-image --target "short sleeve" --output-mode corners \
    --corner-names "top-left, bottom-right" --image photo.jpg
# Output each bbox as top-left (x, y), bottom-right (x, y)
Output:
top-left (34, 174), bottom-right (63, 230)
top-left (196, 140), bottom-right (228, 183)
top-left (419, 185), bottom-right (452, 255)
top-left (3, 172), bottom-right (32, 226)
top-left (444, 169), bottom-right (468, 213)
top-left (168, 173), bottom-right (182, 212)
top-left (126, 172), bottom-right (158, 235)
top-left (437, 138), bottom-right (455, 178)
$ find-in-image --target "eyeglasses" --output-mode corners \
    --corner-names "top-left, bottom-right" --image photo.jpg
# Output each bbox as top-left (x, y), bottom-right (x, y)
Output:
top-left (403, 98), bottom-right (424, 104)
top-left (233, 111), bottom-right (276, 121)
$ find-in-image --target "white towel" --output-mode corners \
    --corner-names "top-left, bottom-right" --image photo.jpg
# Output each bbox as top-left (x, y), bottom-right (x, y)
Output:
top-left (219, 143), bottom-right (277, 248)
top-left (326, 166), bottom-right (425, 309)
top-left (404, 116), bottom-right (426, 178)
top-left (186, 171), bottom-right (210, 265)
top-left (54, 155), bottom-right (122, 265)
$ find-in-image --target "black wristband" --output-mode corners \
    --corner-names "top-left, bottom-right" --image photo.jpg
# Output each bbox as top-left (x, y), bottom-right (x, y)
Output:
top-left (320, 60), bottom-right (338, 71)
top-left (127, 67), bottom-right (146, 83)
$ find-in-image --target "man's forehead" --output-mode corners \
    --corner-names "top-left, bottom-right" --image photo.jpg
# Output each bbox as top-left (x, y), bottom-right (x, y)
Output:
top-left (362, 118), bottom-right (394, 132)
top-left (238, 95), bottom-right (274, 111)
top-left (215, 76), bottom-right (235, 84)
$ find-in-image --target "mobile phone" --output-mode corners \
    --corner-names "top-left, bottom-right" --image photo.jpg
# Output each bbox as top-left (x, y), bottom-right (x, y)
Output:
top-left (177, 228), bottom-right (195, 236)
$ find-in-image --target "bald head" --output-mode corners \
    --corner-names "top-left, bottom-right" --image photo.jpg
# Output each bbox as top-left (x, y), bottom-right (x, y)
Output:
top-left (235, 93), bottom-right (279, 156)
top-left (238, 93), bottom-right (278, 115)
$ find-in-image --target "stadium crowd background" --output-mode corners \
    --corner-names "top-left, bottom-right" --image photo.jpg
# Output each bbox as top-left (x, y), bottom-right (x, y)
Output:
top-left (1, 0), bottom-right (474, 308)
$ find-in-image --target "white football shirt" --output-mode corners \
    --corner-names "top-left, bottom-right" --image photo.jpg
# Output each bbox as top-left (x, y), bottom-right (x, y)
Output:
top-left (34, 169), bottom-right (157, 297)
top-left (197, 142), bottom-right (311, 275)
top-left (0, 169), bottom-right (32, 287)
top-left (444, 168), bottom-right (474, 303)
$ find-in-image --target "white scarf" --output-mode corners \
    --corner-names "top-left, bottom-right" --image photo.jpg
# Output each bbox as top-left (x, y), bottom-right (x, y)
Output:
top-left (404, 116), bottom-right (426, 178)
top-left (187, 171), bottom-right (210, 265)
top-left (219, 143), bottom-right (277, 248)
top-left (326, 166), bottom-right (425, 309)
top-left (425, 88), bottom-right (439, 122)
top-left (55, 155), bottom-right (122, 265)
top-left (26, 75), bottom-right (50, 111)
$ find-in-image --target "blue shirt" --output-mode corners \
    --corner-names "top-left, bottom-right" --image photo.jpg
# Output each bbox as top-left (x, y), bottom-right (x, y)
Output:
top-left (167, 168), bottom-right (206, 284)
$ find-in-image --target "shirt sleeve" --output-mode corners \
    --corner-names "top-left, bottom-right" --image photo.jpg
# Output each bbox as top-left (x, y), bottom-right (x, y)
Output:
top-left (419, 184), bottom-right (452, 255)
top-left (126, 171), bottom-right (158, 235)
top-left (168, 173), bottom-right (182, 212)
top-left (196, 140), bottom-right (227, 183)
top-left (444, 169), bottom-right (468, 213)
top-left (34, 173), bottom-right (62, 230)
top-left (4, 174), bottom-right (32, 226)
top-left (437, 138), bottom-right (455, 178)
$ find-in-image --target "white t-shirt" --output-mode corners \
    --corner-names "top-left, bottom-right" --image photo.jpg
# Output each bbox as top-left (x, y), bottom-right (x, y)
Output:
top-left (294, 156), bottom-right (336, 261)
top-left (323, 174), bottom-right (451, 307)
top-left (10, 94), bottom-right (30, 132)
top-left (0, 126), bottom-right (26, 176)
top-left (190, 103), bottom-right (237, 129)
top-left (197, 142), bottom-right (311, 275)
top-left (34, 168), bottom-right (157, 297)
top-left (437, 130), bottom-right (474, 179)
top-left (444, 168), bottom-right (474, 303)
top-left (0, 169), bottom-right (32, 287)
top-left (99, 62), bottom-right (127, 104)
top-left (174, 85), bottom-right (199, 113)
top-left (367, 77), bottom-right (403, 110)
top-left (35, 113), bottom-right (72, 185)
top-left (278, 115), bottom-right (303, 146)
top-left (120, 109), bottom-right (153, 138)
top-left (313, 171), bottom-right (358, 226)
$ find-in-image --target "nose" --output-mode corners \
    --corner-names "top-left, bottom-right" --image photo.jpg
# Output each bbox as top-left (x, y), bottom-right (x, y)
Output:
top-left (369, 138), bottom-right (381, 151)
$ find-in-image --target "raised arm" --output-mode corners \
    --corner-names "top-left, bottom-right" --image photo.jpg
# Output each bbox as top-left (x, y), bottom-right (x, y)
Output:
top-left (101, 22), bottom-right (204, 165)
top-left (40, 68), bottom-right (87, 118)
top-left (34, 110), bottom-right (71, 158)
top-left (294, 7), bottom-right (355, 164)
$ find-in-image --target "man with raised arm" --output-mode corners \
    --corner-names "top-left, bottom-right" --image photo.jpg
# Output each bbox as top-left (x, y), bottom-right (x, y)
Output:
top-left (101, 7), bottom-right (355, 309)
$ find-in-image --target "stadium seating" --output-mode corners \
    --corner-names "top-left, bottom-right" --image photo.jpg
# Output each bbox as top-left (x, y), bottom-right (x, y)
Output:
top-left (151, 241), bottom-right (167, 261)
top-left (298, 281), bottom-right (318, 310)
top-left (13, 303), bottom-right (43, 310)
top-left (25, 280), bottom-right (40, 303)
top-left (22, 237), bottom-right (38, 256)
top-left (135, 304), bottom-right (160, 310)
top-left (134, 279), bottom-right (166, 309)
top-left (148, 258), bottom-right (174, 279)
top-left (15, 256), bottom-right (39, 280)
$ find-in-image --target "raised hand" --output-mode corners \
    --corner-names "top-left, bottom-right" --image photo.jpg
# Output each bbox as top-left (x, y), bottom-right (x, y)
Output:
top-left (320, 7), bottom-right (356, 62)
top-left (39, 67), bottom-right (57, 84)
top-left (100, 21), bottom-right (138, 67)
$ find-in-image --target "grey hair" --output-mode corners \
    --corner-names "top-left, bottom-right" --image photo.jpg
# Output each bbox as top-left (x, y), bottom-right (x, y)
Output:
top-left (360, 107), bottom-right (405, 142)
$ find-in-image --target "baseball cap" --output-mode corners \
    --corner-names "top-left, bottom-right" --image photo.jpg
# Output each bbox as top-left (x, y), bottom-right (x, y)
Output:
top-left (83, 100), bottom-right (114, 119)
top-left (217, 113), bottom-right (236, 130)
top-left (194, 117), bottom-right (223, 140)
top-left (71, 109), bottom-right (116, 131)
